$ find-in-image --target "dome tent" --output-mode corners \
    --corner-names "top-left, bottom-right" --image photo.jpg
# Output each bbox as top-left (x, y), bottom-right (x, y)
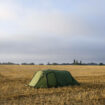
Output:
top-left (29, 69), bottom-right (79, 88)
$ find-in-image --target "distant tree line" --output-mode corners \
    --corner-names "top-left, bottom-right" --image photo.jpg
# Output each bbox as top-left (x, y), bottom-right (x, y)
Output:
top-left (0, 60), bottom-right (104, 65)
top-left (47, 60), bottom-right (105, 66)
top-left (21, 63), bottom-right (35, 65)
top-left (0, 62), bottom-right (35, 65)
top-left (0, 62), bottom-right (19, 65)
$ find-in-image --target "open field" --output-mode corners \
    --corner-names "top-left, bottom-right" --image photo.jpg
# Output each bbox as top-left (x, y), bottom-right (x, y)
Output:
top-left (0, 65), bottom-right (105, 105)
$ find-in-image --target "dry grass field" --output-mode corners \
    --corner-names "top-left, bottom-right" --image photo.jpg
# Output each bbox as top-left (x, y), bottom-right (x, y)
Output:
top-left (0, 65), bottom-right (105, 105)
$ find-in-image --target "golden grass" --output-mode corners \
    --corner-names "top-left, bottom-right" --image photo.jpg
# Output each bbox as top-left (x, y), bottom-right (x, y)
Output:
top-left (0, 65), bottom-right (105, 105)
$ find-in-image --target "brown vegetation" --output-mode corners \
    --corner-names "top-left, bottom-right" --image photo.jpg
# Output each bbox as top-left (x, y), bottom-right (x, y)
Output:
top-left (0, 65), bottom-right (105, 105)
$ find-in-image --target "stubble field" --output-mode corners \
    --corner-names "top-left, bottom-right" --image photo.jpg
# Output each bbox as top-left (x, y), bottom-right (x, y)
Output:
top-left (0, 65), bottom-right (105, 105)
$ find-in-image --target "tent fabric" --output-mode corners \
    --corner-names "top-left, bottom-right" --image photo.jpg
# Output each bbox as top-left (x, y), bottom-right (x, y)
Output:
top-left (29, 69), bottom-right (79, 88)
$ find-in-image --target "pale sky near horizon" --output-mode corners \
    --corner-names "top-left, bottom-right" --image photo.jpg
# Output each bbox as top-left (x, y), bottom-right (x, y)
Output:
top-left (0, 0), bottom-right (105, 64)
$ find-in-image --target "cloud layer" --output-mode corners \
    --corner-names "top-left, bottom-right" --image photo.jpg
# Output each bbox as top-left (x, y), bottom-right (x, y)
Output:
top-left (0, 0), bottom-right (105, 63)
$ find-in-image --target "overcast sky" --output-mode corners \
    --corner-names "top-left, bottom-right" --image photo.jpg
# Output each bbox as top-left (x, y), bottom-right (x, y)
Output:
top-left (0, 0), bottom-right (105, 64)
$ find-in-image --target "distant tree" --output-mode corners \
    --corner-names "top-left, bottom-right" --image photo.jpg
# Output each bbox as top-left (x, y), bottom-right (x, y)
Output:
top-left (47, 62), bottom-right (51, 65)
top-left (21, 62), bottom-right (35, 65)
top-left (21, 63), bottom-right (28, 65)
top-left (39, 63), bottom-right (44, 65)
top-left (75, 60), bottom-right (79, 65)
top-left (73, 59), bottom-right (80, 65)
top-left (29, 63), bottom-right (35, 65)
top-left (61, 63), bottom-right (71, 65)
top-left (52, 62), bottom-right (59, 65)
top-left (87, 62), bottom-right (98, 65)
top-left (99, 63), bottom-right (104, 65)
top-left (73, 59), bottom-right (76, 64)
top-left (80, 61), bottom-right (82, 65)
top-left (4, 62), bottom-right (15, 65)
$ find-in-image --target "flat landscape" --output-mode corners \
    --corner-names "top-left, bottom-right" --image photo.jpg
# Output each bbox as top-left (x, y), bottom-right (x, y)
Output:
top-left (0, 65), bottom-right (105, 105)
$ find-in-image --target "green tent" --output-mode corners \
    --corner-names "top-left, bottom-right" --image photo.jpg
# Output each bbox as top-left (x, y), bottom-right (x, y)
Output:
top-left (29, 69), bottom-right (79, 88)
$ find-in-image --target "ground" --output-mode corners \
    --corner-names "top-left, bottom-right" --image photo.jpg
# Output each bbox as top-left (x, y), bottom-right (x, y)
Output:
top-left (0, 65), bottom-right (105, 105)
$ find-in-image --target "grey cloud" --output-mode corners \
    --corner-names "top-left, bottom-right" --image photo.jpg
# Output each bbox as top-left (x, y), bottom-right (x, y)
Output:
top-left (0, 0), bottom-right (105, 63)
